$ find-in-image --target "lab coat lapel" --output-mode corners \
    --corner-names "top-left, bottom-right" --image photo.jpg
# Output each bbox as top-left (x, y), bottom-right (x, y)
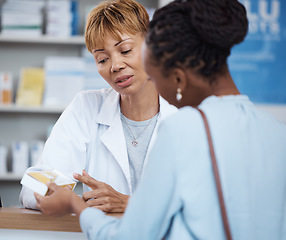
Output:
top-left (96, 90), bottom-right (132, 191)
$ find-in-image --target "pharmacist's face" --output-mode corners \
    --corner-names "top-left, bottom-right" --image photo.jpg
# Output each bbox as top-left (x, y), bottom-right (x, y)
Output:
top-left (92, 32), bottom-right (148, 95)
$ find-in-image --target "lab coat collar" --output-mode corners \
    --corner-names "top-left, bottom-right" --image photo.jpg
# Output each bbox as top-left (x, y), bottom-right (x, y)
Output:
top-left (96, 88), bottom-right (120, 126)
top-left (158, 95), bottom-right (176, 120)
top-left (95, 90), bottom-right (176, 126)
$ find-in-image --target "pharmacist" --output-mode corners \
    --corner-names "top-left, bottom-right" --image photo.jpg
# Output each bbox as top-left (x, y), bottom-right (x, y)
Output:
top-left (19, 0), bottom-right (177, 213)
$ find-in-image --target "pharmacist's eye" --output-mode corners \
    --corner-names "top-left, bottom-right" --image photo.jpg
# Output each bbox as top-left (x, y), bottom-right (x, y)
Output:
top-left (98, 58), bottom-right (108, 64)
top-left (121, 49), bottom-right (131, 54)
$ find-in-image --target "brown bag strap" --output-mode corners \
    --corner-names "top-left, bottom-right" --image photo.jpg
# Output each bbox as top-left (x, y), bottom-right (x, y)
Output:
top-left (195, 108), bottom-right (232, 240)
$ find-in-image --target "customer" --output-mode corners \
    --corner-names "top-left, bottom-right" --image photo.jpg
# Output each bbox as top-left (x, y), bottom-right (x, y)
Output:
top-left (34, 0), bottom-right (286, 239)
top-left (20, 0), bottom-right (176, 213)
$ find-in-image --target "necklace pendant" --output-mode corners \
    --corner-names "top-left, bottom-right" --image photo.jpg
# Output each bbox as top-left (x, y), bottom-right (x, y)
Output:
top-left (132, 140), bottom-right (138, 147)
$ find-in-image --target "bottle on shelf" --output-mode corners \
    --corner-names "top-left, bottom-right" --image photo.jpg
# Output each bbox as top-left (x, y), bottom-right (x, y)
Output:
top-left (0, 72), bottom-right (13, 105)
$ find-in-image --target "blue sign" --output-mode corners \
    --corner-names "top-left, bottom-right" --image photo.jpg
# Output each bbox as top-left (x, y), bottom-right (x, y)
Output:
top-left (229, 0), bottom-right (286, 103)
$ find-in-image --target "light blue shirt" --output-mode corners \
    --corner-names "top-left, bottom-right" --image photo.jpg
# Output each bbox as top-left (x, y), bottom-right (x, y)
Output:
top-left (80, 95), bottom-right (286, 240)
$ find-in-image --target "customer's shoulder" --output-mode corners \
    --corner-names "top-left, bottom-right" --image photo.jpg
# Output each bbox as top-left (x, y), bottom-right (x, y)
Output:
top-left (159, 107), bottom-right (204, 136)
top-left (163, 107), bottom-right (202, 125)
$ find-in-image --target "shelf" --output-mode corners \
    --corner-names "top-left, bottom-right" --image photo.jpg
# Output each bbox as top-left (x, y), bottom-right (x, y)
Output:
top-left (0, 104), bottom-right (65, 114)
top-left (0, 35), bottom-right (85, 45)
top-left (0, 173), bottom-right (22, 181)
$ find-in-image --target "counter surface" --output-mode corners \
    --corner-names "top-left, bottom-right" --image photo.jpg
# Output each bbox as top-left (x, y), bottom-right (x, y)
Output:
top-left (0, 207), bottom-right (122, 232)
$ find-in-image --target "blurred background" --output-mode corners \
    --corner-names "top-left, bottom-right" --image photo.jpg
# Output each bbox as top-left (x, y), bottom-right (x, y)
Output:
top-left (0, 0), bottom-right (285, 207)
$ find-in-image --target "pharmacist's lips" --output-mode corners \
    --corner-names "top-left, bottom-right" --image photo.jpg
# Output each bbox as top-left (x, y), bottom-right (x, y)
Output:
top-left (115, 75), bottom-right (133, 83)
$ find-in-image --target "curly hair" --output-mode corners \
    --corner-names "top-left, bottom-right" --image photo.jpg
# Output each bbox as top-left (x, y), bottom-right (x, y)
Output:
top-left (146, 0), bottom-right (248, 80)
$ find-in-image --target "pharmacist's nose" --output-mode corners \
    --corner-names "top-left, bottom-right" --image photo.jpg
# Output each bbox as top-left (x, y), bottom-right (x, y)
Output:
top-left (111, 58), bottom-right (126, 72)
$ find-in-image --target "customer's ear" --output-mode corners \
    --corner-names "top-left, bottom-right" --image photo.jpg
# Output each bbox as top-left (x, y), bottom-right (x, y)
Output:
top-left (170, 68), bottom-right (188, 92)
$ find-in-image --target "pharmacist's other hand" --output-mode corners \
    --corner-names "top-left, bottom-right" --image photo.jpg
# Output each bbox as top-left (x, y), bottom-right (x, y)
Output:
top-left (73, 170), bottom-right (129, 213)
top-left (34, 183), bottom-right (74, 217)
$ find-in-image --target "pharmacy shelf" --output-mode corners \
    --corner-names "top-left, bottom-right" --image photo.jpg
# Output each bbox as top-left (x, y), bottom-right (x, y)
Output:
top-left (0, 35), bottom-right (85, 45)
top-left (0, 173), bottom-right (22, 181)
top-left (0, 105), bottom-right (65, 114)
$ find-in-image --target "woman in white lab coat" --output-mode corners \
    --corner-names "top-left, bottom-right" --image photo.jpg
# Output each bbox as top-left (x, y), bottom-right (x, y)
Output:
top-left (19, 0), bottom-right (177, 212)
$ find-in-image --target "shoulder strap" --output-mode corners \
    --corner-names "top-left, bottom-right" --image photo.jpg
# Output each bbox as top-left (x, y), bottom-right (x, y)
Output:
top-left (195, 107), bottom-right (232, 240)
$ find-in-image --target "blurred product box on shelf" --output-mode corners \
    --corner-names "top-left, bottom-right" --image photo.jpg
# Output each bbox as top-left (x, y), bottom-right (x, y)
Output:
top-left (0, 144), bottom-right (8, 175)
top-left (30, 141), bottom-right (45, 167)
top-left (43, 56), bottom-right (85, 107)
top-left (43, 52), bottom-right (110, 108)
top-left (0, 0), bottom-right (45, 36)
top-left (46, 0), bottom-right (79, 37)
top-left (16, 68), bottom-right (45, 106)
top-left (12, 141), bottom-right (29, 175)
top-left (0, 72), bottom-right (13, 104)
top-left (0, 0), bottom-right (79, 37)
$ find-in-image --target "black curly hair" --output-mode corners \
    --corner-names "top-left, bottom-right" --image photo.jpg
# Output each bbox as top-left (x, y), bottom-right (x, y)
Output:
top-left (146, 0), bottom-right (248, 80)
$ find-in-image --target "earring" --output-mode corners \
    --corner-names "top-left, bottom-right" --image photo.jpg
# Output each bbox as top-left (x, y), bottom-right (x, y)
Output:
top-left (176, 88), bottom-right (182, 101)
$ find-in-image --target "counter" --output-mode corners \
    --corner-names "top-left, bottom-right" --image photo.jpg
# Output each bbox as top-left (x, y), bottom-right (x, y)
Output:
top-left (0, 207), bottom-right (122, 240)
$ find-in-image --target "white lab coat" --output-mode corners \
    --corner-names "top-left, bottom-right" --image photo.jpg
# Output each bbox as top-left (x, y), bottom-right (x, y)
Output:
top-left (20, 88), bottom-right (177, 209)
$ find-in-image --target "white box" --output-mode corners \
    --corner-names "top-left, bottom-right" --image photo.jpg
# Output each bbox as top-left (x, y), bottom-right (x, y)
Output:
top-left (30, 141), bottom-right (45, 167)
top-left (12, 141), bottom-right (29, 174)
top-left (0, 145), bottom-right (8, 174)
top-left (20, 169), bottom-right (77, 196)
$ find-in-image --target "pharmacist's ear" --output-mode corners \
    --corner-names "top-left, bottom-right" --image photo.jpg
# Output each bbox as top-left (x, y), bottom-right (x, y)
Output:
top-left (170, 68), bottom-right (188, 92)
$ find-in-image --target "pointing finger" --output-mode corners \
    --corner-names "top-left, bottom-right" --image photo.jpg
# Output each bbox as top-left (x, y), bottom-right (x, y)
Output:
top-left (82, 169), bottom-right (89, 177)
top-left (73, 172), bottom-right (101, 189)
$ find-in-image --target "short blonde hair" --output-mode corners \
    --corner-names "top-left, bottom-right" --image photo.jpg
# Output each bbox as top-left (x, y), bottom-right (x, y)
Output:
top-left (85, 0), bottom-right (149, 52)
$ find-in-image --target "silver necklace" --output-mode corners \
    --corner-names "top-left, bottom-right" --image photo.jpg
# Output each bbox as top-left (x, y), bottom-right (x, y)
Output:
top-left (122, 115), bottom-right (154, 147)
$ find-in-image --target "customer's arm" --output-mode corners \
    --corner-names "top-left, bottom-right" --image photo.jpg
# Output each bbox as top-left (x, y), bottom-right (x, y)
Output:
top-left (36, 123), bottom-right (182, 239)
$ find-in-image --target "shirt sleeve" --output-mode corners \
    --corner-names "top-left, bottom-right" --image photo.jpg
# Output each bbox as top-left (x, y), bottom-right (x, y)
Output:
top-left (20, 92), bottom-right (91, 209)
top-left (80, 120), bottom-right (182, 240)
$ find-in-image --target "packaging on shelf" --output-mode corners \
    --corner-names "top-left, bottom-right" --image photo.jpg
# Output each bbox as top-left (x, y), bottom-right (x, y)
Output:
top-left (0, 72), bottom-right (13, 104)
top-left (30, 141), bottom-right (45, 167)
top-left (16, 68), bottom-right (45, 106)
top-left (1, 0), bottom-right (45, 36)
top-left (43, 56), bottom-right (85, 107)
top-left (0, 144), bottom-right (8, 175)
top-left (12, 141), bottom-right (29, 175)
top-left (46, 0), bottom-right (79, 37)
top-left (21, 169), bottom-right (77, 196)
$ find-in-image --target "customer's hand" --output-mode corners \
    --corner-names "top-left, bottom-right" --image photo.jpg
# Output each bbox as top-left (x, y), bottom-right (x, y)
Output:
top-left (34, 183), bottom-right (87, 217)
top-left (74, 170), bottom-right (129, 213)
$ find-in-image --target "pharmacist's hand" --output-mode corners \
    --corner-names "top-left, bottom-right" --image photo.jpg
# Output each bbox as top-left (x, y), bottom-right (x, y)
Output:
top-left (34, 183), bottom-right (74, 217)
top-left (73, 170), bottom-right (129, 213)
